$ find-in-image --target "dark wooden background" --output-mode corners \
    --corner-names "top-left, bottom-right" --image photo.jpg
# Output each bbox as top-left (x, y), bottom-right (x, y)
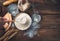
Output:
top-left (0, 0), bottom-right (60, 41)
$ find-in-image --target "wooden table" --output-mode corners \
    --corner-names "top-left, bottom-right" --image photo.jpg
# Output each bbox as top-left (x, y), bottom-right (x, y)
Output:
top-left (0, 0), bottom-right (60, 41)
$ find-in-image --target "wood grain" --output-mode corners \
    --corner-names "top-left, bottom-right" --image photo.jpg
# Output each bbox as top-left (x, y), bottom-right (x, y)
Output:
top-left (9, 15), bottom-right (60, 41)
top-left (0, 0), bottom-right (60, 41)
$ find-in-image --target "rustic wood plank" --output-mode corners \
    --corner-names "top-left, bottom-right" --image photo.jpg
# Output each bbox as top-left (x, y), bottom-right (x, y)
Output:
top-left (40, 15), bottom-right (60, 29)
top-left (0, 0), bottom-right (60, 14)
top-left (0, 0), bottom-right (60, 41)
top-left (9, 15), bottom-right (60, 41)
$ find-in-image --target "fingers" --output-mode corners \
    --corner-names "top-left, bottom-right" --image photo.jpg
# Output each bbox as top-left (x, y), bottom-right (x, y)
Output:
top-left (0, 17), bottom-right (7, 22)
top-left (0, 17), bottom-right (12, 22)
top-left (0, 17), bottom-right (7, 20)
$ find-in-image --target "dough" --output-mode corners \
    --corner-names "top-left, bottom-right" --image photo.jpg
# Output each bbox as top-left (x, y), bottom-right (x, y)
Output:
top-left (3, 12), bottom-right (12, 31)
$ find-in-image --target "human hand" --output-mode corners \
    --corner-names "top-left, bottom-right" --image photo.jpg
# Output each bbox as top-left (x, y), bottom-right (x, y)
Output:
top-left (0, 17), bottom-right (8, 22)
top-left (0, 17), bottom-right (8, 25)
